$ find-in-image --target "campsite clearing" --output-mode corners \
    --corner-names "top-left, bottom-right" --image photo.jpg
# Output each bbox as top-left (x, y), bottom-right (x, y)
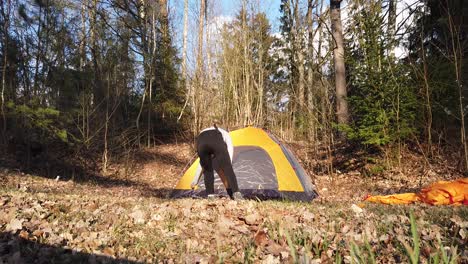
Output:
top-left (1, 142), bottom-right (467, 263)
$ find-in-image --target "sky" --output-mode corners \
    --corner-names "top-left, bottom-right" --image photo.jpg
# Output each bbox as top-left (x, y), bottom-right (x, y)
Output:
top-left (169, 0), bottom-right (284, 71)
top-left (170, 0), bottom-right (419, 70)
top-left (220, 0), bottom-right (283, 31)
top-left (217, 0), bottom-right (419, 59)
top-left (170, 0), bottom-right (284, 36)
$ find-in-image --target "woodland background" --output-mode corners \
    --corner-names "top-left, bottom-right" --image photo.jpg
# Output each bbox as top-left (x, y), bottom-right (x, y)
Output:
top-left (0, 0), bottom-right (467, 177)
top-left (0, 1), bottom-right (467, 262)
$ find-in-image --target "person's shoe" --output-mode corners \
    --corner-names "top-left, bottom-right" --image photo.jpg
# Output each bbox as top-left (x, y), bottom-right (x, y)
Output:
top-left (207, 194), bottom-right (219, 199)
top-left (232, 192), bottom-right (244, 200)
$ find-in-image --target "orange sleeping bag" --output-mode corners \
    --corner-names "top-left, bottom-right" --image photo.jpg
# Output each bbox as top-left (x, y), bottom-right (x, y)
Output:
top-left (365, 178), bottom-right (468, 205)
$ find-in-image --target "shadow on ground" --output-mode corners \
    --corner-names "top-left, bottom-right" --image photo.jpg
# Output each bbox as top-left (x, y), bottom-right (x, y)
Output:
top-left (0, 232), bottom-right (142, 264)
top-left (0, 168), bottom-right (177, 199)
top-left (368, 186), bottom-right (422, 195)
top-left (0, 146), bottom-right (190, 199)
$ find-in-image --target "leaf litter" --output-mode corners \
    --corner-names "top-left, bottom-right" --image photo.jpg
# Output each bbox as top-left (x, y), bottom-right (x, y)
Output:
top-left (1, 190), bottom-right (467, 263)
top-left (0, 143), bottom-right (467, 263)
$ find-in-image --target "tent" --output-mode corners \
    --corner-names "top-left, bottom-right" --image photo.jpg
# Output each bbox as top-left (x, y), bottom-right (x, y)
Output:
top-left (171, 127), bottom-right (318, 201)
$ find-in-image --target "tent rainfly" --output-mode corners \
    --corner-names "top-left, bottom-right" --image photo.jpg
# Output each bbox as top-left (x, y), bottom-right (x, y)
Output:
top-left (171, 127), bottom-right (318, 201)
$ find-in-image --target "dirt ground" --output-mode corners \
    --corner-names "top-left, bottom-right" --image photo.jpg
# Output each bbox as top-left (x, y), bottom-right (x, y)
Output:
top-left (0, 142), bottom-right (467, 263)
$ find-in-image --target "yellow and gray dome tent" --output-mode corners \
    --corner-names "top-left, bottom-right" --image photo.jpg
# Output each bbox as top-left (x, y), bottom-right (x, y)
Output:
top-left (171, 127), bottom-right (318, 201)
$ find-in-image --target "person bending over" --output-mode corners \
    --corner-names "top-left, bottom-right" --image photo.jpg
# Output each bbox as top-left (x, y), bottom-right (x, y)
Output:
top-left (195, 124), bottom-right (243, 200)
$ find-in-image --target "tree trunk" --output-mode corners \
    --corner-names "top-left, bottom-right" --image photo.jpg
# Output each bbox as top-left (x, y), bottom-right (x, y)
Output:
top-left (90, 0), bottom-right (104, 111)
top-left (448, 12), bottom-right (468, 171)
top-left (206, 2), bottom-right (213, 101)
top-left (293, 0), bottom-right (305, 115)
top-left (330, 0), bottom-right (349, 126)
top-left (306, 0), bottom-right (317, 140)
top-left (387, 0), bottom-right (396, 57)
top-left (420, 31), bottom-right (432, 153)
top-left (194, 0), bottom-right (205, 133)
top-left (147, 2), bottom-right (155, 147)
top-left (79, 0), bottom-right (87, 71)
top-left (241, 0), bottom-right (252, 126)
top-left (33, 3), bottom-right (43, 99)
top-left (318, 0), bottom-right (327, 136)
top-left (1, 0), bottom-right (11, 142)
top-left (136, 0), bottom-right (148, 143)
top-left (177, 0), bottom-right (190, 122)
top-left (182, 0), bottom-right (188, 79)
top-left (256, 32), bottom-right (264, 126)
top-left (102, 73), bottom-right (110, 173)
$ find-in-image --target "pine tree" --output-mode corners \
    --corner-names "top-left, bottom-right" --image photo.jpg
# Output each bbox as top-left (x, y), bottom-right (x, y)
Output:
top-left (345, 0), bottom-right (417, 147)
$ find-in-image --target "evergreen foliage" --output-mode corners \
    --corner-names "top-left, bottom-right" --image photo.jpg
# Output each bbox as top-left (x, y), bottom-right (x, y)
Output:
top-left (407, 0), bottom-right (468, 138)
top-left (5, 101), bottom-right (69, 145)
top-left (344, 1), bottom-right (418, 146)
top-left (0, 0), bottom-right (467, 172)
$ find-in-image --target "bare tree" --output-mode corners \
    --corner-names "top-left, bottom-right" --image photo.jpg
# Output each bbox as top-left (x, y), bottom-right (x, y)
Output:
top-left (241, 0), bottom-right (252, 126)
top-left (330, 0), bottom-right (348, 126)
top-left (306, 0), bottom-right (318, 140)
top-left (32, 1), bottom-right (44, 99)
top-left (317, 0), bottom-right (328, 135)
top-left (193, 0), bottom-right (206, 133)
top-left (0, 0), bottom-right (11, 142)
top-left (78, 0), bottom-right (91, 146)
top-left (182, 0), bottom-right (188, 79)
top-left (79, 0), bottom-right (87, 71)
top-left (177, 0), bottom-right (189, 122)
top-left (387, 0), bottom-right (396, 57)
top-left (292, 0), bottom-right (305, 116)
top-left (448, 10), bottom-right (468, 170)
top-left (419, 26), bottom-right (432, 153)
top-left (90, 0), bottom-right (105, 111)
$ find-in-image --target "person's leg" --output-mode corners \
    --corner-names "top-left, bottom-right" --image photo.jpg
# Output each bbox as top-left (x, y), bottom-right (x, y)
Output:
top-left (197, 132), bottom-right (216, 196)
top-left (221, 158), bottom-right (240, 194)
top-left (215, 147), bottom-right (241, 198)
top-left (226, 188), bottom-right (233, 198)
top-left (211, 156), bottom-right (232, 197)
top-left (199, 152), bottom-right (214, 195)
top-left (215, 167), bottom-right (233, 197)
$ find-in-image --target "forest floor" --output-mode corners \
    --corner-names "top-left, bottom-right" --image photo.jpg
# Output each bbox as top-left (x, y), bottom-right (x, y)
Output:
top-left (0, 142), bottom-right (467, 263)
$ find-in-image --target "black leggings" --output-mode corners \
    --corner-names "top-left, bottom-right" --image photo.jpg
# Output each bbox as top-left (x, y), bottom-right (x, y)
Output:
top-left (196, 130), bottom-right (239, 197)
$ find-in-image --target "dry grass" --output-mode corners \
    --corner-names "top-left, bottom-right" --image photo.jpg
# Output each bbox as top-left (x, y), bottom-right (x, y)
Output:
top-left (0, 142), bottom-right (467, 263)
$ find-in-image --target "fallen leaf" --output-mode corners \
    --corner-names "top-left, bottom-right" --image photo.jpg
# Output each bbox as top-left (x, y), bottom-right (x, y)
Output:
top-left (32, 230), bottom-right (44, 238)
top-left (19, 230), bottom-right (29, 239)
top-left (48, 234), bottom-right (64, 245)
top-left (0, 197), bottom-right (9, 206)
top-left (261, 254), bottom-right (280, 264)
top-left (61, 232), bottom-right (73, 241)
top-left (350, 204), bottom-right (363, 215)
top-left (102, 247), bottom-right (115, 256)
top-left (460, 228), bottom-right (466, 239)
top-left (265, 242), bottom-right (284, 256)
top-left (451, 216), bottom-right (468, 228)
top-left (244, 212), bottom-right (261, 225)
top-left (6, 218), bottom-right (24, 232)
top-left (254, 230), bottom-right (269, 247)
top-left (89, 232), bottom-right (99, 239)
top-left (185, 239), bottom-right (199, 252)
top-left (217, 215), bottom-right (235, 234)
top-left (302, 211), bottom-right (314, 222)
top-left (130, 209), bottom-right (146, 224)
top-left (280, 251), bottom-right (289, 261)
top-left (232, 224), bottom-right (250, 234)
top-left (341, 225), bottom-right (350, 234)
